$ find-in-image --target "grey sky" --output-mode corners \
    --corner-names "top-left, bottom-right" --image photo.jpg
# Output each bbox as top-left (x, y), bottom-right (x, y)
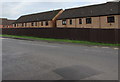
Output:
top-left (1, 0), bottom-right (116, 20)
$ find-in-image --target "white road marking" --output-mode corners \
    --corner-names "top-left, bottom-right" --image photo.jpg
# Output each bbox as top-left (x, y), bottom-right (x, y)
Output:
top-left (113, 48), bottom-right (119, 50)
top-left (18, 41), bottom-right (61, 48)
top-left (92, 46), bottom-right (119, 50)
top-left (0, 38), bottom-right (6, 39)
top-left (84, 49), bottom-right (89, 51)
top-left (2, 38), bottom-right (118, 50)
top-left (93, 46), bottom-right (98, 48)
top-left (101, 47), bottom-right (109, 49)
top-left (38, 44), bottom-right (60, 48)
top-left (35, 43), bottom-right (61, 48)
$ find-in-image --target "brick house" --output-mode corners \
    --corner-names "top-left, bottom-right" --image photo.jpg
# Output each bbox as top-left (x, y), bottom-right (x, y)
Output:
top-left (13, 9), bottom-right (63, 28)
top-left (0, 18), bottom-right (15, 28)
top-left (56, 2), bottom-right (120, 29)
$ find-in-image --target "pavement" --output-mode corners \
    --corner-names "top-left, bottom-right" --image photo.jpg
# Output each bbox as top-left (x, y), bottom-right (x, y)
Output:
top-left (2, 37), bottom-right (119, 80)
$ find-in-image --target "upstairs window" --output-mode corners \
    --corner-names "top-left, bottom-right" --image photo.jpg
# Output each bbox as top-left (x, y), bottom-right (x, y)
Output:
top-left (79, 18), bottom-right (82, 24)
top-left (45, 21), bottom-right (48, 26)
top-left (86, 18), bottom-right (92, 24)
top-left (107, 16), bottom-right (115, 23)
top-left (62, 20), bottom-right (66, 25)
top-left (69, 19), bottom-right (72, 25)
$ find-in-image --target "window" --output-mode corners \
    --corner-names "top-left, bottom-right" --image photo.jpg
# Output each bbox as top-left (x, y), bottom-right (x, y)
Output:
top-left (79, 18), bottom-right (82, 24)
top-left (14, 24), bottom-right (16, 27)
top-left (107, 16), bottom-right (115, 23)
top-left (16, 24), bottom-right (18, 27)
top-left (69, 19), bottom-right (72, 25)
top-left (86, 18), bottom-right (92, 24)
top-left (62, 20), bottom-right (66, 25)
top-left (14, 24), bottom-right (17, 27)
top-left (22, 23), bottom-right (24, 27)
top-left (24, 23), bottom-right (26, 27)
top-left (35, 22), bottom-right (37, 26)
top-left (45, 21), bottom-right (48, 26)
top-left (41, 21), bottom-right (43, 26)
top-left (31, 22), bottom-right (34, 26)
top-left (3, 25), bottom-right (7, 28)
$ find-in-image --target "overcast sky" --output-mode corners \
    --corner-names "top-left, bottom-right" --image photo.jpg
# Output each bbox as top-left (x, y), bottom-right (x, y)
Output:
top-left (1, 0), bottom-right (118, 20)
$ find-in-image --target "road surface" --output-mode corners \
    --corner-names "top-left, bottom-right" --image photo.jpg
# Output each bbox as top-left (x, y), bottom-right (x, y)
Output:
top-left (2, 38), bottom-right (118, 80)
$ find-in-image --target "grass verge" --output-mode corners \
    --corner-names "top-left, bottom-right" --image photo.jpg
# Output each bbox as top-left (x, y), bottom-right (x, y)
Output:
top-left (0, 34), bottom-right (120, 46)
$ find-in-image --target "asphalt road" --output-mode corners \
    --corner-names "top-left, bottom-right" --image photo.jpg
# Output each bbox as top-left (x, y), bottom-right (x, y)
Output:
top-left (2, 38), bottom-right (118, 80)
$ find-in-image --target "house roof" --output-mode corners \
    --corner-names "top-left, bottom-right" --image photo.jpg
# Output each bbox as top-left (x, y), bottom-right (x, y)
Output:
top-left (0, 18), bottom-right (15, 25)
top-left (57, 2), bottom-right (120, 20)
top-left (14, 9), bottom-right (62, 24)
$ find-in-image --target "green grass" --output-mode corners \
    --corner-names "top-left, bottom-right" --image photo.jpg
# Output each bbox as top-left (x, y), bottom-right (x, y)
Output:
top-left (0, 34), bottom-right (120, 46)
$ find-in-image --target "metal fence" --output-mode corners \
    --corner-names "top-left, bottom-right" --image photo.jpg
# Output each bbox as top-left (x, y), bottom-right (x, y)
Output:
top-left (1, 28), bottom-right (120, 44)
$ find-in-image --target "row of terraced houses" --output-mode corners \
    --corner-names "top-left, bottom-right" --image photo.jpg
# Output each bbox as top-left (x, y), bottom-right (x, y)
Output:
top-left (1, 1), bottom-right (120, 29)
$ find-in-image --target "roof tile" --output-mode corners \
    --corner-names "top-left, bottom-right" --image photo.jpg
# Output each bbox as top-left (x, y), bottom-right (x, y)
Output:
top-left (14, 9), bottom-right (62, 24)
top-left (57, 2), bottom-right (120, 19)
